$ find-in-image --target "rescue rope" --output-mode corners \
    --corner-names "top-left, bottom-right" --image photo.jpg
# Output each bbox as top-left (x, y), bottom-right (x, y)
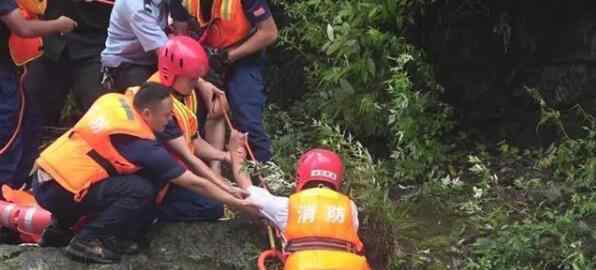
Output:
top-left (257, 249), bottom-right (284, 270)
top-left (219, 98), bottom-right (278, 252)
top-left (90, 0), bottom-right (115, 6)
top-left (0, 67), bottom-right (27, 156)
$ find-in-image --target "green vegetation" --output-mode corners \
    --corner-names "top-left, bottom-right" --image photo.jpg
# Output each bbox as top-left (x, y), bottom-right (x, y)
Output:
top-left (258, 0), bottom-right (596, 269)
top-left (42, 1), bottom-right (596, 269)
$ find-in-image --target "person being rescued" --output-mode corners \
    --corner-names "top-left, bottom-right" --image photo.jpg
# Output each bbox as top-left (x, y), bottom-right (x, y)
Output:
top-left (125, 35), bottom-right (240, 222)
top-left (31, 82), bottom-right (259, 264)
top-left (228, 134), bottom-right (372, 270)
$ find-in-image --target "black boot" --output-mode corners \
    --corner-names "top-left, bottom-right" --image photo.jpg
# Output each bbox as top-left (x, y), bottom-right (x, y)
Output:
top-left (0, 227), bottom-right (21, 244)
top-left (102, 235), bottom-right (141, 255)
top-left (64, 235), bottom-right (121, 264)
top-left (39, 220), bottom-right (74, 247)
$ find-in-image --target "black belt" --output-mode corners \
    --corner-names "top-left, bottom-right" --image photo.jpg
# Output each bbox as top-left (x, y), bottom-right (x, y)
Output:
top-left (286, 237), bottom-right (359, 254)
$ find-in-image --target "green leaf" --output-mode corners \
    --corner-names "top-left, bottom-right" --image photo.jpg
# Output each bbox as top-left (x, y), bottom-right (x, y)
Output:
top-left (339, 79), bottom-right (355, 96)
top-left (367, 57), bottom-right (376, 76)
top-left (326, 24), bottom-right (335, 41)
top-left (326, 40), bottom-right (342, 56)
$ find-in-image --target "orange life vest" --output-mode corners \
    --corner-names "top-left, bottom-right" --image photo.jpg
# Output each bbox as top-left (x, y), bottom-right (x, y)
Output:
top-left (9, 0), bottom-right (47, 66)
top-left (182, 0), bottom-right (252, 49)
top-left (37, 93), bottom-right (156, 201)
top-left (125, 73), bottom-right (199, 204)
top-left (285, 188), bottom-right (364, 253)
top-left (283, 250), bottom-right (371, 270)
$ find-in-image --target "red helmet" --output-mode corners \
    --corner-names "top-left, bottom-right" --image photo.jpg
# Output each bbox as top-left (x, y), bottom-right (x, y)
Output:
top-left (295, 148), bottom-right (345, 192)
top-left (158, 36), bottom-right (209, 89)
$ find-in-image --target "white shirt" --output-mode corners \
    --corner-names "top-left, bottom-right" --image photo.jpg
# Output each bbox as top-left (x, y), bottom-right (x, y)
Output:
top-left (101, 0), bottom-right (169, 67)
top-left (246, 186), bottom-right (359, 232)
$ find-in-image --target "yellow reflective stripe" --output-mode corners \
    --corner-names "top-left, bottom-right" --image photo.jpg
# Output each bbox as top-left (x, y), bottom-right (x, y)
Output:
top-left (221, 0), bottom-right (232, 20)
top-left (185, 92), bottom-right (197, 114)
top-left (171, 94), bottom-right (199, 148)
top-left (182, 0), bottom-right (192, 16)
top-left (173, 103), bottom-right (191, 143)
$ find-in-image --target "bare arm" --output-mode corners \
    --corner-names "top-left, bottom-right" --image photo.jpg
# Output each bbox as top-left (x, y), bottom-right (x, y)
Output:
top-left (171, 170), bottom-right (259, 215)
top-left (231, 149), bottom-right (253, 190)
top-left (196, 78), bottom-right (229, 119)
top-left (1, 11), bottom-right (77, 38)
top-left (193, 135), bottom-right (230, 163)
top-left (228, 131), bottom-right (253, 190)
top-left (227, 17), bottom-right (278, 63)
top-left (166, 137), bottom-right (235, 193)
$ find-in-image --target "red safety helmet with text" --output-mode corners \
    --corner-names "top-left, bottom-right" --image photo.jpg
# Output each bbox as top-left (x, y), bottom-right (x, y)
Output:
top-left (158, 36), bottom-right (209, 89)
top-left (295, 148), bottom-right (345, 192)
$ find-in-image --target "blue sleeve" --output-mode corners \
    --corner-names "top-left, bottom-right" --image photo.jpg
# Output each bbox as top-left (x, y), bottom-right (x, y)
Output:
top-left (111, 134), bottom-right (185, 186)
top-left (156, 119), bottom-right (198, 142)
top-left (0, 0), bottom-right (17, 16)
top-left (156, 119), bottom-right (184, 141)
top-left (169, 0), bottom-right (191, 21)
top-left (243, 0), bottom-right (272, 24)
top-left (130, 8), bottom-right (169, 52)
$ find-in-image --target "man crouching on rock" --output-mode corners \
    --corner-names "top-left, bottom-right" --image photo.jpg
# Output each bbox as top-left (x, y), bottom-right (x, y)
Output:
top-left (31, 83), bottom-right (260, 264)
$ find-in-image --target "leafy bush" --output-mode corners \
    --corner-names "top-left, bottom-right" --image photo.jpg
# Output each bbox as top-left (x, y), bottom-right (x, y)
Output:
top-left (462, 96), bottom-right (596, 270)
top-left (265, 0), bottom-right (454, 268)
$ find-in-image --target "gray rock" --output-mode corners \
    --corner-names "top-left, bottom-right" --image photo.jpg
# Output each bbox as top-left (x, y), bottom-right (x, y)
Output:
top-left (0, 220), bottom-right (268, 270)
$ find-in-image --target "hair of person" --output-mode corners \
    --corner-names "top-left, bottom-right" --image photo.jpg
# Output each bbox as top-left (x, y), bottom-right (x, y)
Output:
top-left (133, 82), bottom-right (172, 111)
top-left (303, 181), bottom-right (337, 191)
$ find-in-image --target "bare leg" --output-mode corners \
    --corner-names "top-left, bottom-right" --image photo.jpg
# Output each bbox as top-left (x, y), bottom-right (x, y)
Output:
top-left (204, 117), bottom-right (226, 174)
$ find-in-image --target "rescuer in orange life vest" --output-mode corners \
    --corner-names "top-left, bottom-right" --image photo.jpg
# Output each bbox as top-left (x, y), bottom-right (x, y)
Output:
top-left (228, 134), bottom-right (372, 270)
top-left (126, 35), bottom-right (244, 222)
top-left (0, 0), bottom-right (76, 192)
top-left (176, 0), bottom-right (279, 164)
top-left (0, 0), bottom-right (76, 244)
top-left (31, 83), bottom-right (259, 264)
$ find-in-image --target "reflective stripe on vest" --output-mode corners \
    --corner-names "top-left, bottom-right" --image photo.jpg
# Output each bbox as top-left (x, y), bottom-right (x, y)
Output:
top-left (183, 0), bottom-right (251, 48)
top-left (37, 93), bottom-right (155, 201)
top-left (285, 188), bottom-right (364, 253)
top-left (172, 94), bottom-right (198, 151)
top-left (23, 207), bottom-right (36, 233)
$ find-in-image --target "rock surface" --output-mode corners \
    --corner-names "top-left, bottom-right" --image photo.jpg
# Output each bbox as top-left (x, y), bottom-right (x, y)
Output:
top-left (0, 220), bottom-right (268, 270)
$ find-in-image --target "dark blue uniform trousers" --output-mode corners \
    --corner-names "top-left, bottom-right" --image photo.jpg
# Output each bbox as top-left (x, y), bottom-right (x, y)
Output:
top-left (226, 55), bottom-right (272, 162)
top-left (0, 70), bottom-right (41, 190)
top-left (157, 185), bottom-right (224, 222)
top-left (33, 173), bottom-right (156, 241)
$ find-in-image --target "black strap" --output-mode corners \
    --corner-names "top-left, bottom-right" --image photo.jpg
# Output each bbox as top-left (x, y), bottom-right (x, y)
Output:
top-left (286, 237), bottom-right (358, 254)
top-left (87, 150), bottom-right (118, 177)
